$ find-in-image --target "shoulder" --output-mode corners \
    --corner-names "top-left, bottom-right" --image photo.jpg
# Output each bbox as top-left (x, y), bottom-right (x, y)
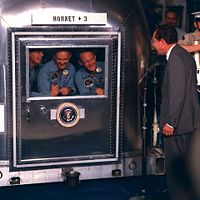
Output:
top-left (75, 68), bottom-right (87, 77)
top-left (77, 67), bottom-right (86, 73)
top-left (171, 44), bottom-right (195, 63)
top-left (173, 44), bottom-right (187, 53)
top-left (40, 60), bottom-right (56, 72)
top-left (169, 45), bottom-right (187, 60)
top-left (192, 30), bottom-right (200, 42)
top-left (97, 62), bottom-right (105, 68)
top-left (178, 32), bottom-right (196, 45)
top-left (68, 62), bottom-right (75, 69)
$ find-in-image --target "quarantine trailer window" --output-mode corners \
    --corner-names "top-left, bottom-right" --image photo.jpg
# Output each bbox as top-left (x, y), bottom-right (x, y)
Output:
top-left (8, 28), bottom-right (122, 170)
top-left (28, 47), bottom-right (107, 99)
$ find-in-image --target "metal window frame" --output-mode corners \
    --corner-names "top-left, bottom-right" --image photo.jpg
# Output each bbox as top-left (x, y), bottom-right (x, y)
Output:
top-left (10, 30), bottom-right (121, 169)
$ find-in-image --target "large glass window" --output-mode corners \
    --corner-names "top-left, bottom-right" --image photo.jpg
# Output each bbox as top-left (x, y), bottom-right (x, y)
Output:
top-left (28, 47), bottom-right (108, 99)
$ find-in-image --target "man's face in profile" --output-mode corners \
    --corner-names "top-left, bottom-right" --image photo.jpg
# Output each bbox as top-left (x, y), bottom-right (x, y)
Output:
top-left (29, 51), bottom-right (44, 66)
top-left (194, 20), bottom-right (200, 31)
top-left (152, 31), bottom-right (166, 56)
top-left (79, 52), bottom-right (97, 73)
top-left (54, 51), bottom-right (71, 70)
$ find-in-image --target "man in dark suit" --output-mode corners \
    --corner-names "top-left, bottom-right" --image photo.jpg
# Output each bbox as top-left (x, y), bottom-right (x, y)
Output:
top-left (152, 24), bottom-right (200, 200)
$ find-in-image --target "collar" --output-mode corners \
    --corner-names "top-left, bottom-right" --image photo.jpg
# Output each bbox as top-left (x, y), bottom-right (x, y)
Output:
top-left (166, 44), bottom-right (176, 60)
top-left (56, 62), bottom-right (70, 71)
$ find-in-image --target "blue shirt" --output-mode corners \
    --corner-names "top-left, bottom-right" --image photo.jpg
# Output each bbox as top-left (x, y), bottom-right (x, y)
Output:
top-left (30, 64), bottom-right (41, 97)
top-left (75, 62), bottom-right (104, 95)
top-left (37, 60), bottom-right (76, 96)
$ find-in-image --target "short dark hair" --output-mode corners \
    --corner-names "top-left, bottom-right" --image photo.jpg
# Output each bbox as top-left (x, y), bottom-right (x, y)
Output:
top-left (29, 48), bottom-right (43, 53)
top-left (78, 49), bottom-right (95, 59)
top-left (165, 8), bottom-right (178, 18)
top-left (154, 24), bottom-right (178, 44)
top-left (54, 48), bottom-right (71, 55)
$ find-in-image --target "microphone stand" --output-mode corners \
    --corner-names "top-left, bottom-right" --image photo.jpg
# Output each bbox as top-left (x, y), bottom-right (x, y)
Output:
top-left (129, 68), bottom-right (151, 200)
top-left (152, 68), bottom-right (159, 147)
top-left (130, 59), bottom-right (166, 199)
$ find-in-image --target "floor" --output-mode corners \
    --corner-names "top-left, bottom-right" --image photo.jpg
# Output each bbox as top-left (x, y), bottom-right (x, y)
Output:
top-left (0, 175), bottom-right (169, 200)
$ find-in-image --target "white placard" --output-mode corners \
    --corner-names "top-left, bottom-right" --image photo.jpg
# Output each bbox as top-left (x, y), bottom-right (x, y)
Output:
top-left (50, 109), bottom-right (57, 120)
top-left (31, 12), bottom-right (107, 25)
top-left (79, 108), bottom-right (85, 119)
top-left (0, 105), bottom-right (5, 132)
top-left (50, 108), bottom-right (85, 120)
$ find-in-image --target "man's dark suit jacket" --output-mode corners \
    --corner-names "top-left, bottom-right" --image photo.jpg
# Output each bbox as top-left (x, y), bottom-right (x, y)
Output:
top-left (160, 44), bottom-right (200, 135)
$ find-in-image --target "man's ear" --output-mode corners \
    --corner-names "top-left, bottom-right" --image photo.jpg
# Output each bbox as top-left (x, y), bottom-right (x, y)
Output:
top-left (160, 39), bottom-right (167, 47)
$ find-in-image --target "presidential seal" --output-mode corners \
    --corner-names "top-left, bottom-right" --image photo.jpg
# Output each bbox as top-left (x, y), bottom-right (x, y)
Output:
top-left (56, 102), bottom-right (80, 128)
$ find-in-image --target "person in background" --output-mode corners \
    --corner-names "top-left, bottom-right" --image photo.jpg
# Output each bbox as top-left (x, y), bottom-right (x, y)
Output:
top-left (165, 8), bottom-right (200, 52)
top-left (75, 50), bottom-right (104, 95)
top-left (179, 11), bottom-right (200, 50)
top-left (152, 24), bottom-right (200, 200)
top-left (29, 49), bottom-right (44, 97)
top-left (37, 49), bottom-right (76, 96)
top-left (164, 8), bottom-right (186, 40)
top-left (178, 11), bottom-right (200, 102)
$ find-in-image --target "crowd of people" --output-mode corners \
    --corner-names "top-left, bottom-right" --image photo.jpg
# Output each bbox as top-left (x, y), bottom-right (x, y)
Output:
top-left (29, 49), bottom-right (105, 97)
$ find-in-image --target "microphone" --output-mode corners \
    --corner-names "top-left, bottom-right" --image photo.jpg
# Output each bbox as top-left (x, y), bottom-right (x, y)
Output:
top-left (138, 62), bottom-right (161, 84)
top-left (51, 72), bottom-right (59, 86)
top-left (146, 61), bottom-right (161, 74)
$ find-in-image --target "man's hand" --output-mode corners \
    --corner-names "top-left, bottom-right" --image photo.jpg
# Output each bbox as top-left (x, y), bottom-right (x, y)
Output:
top-left (163, 124), bottom-right (174, 136)
top-left (95, 88), bottom-right (104, 95)
top-left (59, 87), bottom-right (71, 96)
top-left (51, 84), bottom-right (59, 96)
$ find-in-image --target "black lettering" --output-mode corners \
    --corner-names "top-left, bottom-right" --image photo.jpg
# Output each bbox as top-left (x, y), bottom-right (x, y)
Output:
top-left (53, 15), bottom-right (76, 22)
top-left (53, 16), bottom-right (57, 21)
top-left (84, 16), bottom-right (87, 21)
top-left (57, 16), bottom-right (60, 21)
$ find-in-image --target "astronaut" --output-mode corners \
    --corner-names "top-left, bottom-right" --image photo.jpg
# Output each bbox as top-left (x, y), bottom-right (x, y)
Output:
top-left (37, 49), bottom-right (76, 96)
top-left (75, 50), bottom-right (104, 95)
top-left (29, 49), bottom-right (44, 97)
